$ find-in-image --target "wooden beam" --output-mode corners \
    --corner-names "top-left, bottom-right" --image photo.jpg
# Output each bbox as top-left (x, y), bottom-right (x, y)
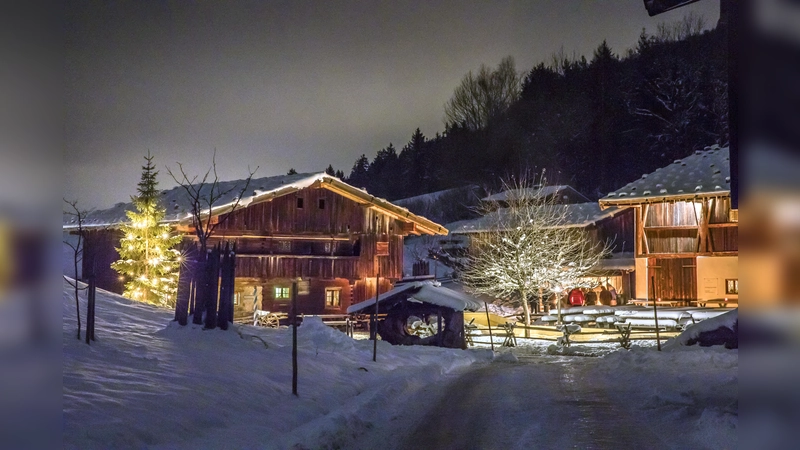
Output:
top-left (211, 233), bottom-right (352, 241)
top-left (643, 225), bottom-right (701, 231)
top-left (708, 222), bottom-right (739, 228)
top-left (635, 206), bottom-right (643, 256)
top-left (639, 251), bottom-right (738, 258)
top-left (236, 254), bottom-right (360, 260)
top-left (642, 204), bottom-right (651, 255)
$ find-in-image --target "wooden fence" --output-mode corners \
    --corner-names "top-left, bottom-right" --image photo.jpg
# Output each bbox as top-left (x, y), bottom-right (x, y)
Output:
top-left (174, 242), bottom-right (237, 330)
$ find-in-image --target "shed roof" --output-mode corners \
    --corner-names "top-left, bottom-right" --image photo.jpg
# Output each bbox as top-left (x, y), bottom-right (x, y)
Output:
top-left (600, 146), bottom-right (730, 207)
top-left (346, 281), bottom-right (483, 314)
top-left (449, 202), bottom-right (626, 235)
top-left (64, 172), bottom-right (447, 235)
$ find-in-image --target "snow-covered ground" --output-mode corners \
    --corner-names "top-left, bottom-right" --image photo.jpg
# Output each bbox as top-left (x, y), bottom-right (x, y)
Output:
top-left (64, 280), bottom-right (737, 449)
top-left (63, 281), bottom-right (493, 449)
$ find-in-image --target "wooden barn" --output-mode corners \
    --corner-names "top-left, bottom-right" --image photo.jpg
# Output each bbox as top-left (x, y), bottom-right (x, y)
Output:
top-left (64, 172), bottom-right (447, 315)
top-left (599, 145), bottom-right (737, 305)
top-left (448, 197), bottom-right (636, 299)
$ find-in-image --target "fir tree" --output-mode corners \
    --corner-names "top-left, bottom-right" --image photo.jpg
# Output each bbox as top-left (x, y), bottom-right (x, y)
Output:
top-left (112, 152), bottom-right (182, 307)
top-left (287, 168), bottom-right (298, 175)
top-left (325, 164), bottom-right (335, 176)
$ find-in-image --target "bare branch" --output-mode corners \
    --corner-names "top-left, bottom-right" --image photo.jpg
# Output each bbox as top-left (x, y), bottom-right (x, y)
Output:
top-left (167, 152), bottom-right (258, 252)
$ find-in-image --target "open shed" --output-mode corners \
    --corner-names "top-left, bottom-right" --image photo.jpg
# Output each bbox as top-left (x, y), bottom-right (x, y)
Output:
top-left (347, 281), bottom-right (482, 349)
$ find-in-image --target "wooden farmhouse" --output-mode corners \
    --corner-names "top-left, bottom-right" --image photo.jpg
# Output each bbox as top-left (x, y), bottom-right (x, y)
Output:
top-left (63, 172), bottom-right (447, 315)
top-left (599, 145), bottom-right (737, 305)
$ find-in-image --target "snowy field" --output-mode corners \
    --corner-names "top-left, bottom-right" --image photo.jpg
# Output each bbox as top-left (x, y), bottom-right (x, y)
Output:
top-left (63, 280), bottom-right (737, 449)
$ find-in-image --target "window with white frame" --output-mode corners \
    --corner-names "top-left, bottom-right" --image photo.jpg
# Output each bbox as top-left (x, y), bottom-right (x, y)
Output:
top-left (325, 288), bottom-right (341, 308)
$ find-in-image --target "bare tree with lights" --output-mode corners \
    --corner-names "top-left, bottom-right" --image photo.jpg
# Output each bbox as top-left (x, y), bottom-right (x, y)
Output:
top-left (112, 152), bottom-right (182, 307)
top-left (461, 173), bottom-right (611, 329)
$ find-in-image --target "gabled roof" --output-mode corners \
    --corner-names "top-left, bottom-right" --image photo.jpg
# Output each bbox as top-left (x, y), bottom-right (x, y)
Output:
top-left (449, 202), bottom-right (626, 235)
top-left (346, 281), bottom-right (483, 314)
top-left (482, 185), bottom-right (589, 203)
top-left (64, 172), bottom-right (447, 235)
top-left (600, 146), bottom-right (731, 207)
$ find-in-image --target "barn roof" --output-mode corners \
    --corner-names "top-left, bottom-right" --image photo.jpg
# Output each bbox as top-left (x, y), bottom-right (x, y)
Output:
top-left (448, 202), bottom-right (626, 235)
top-left (64, 172), bottom-right (447, 235)
top-left (346, 281), bottom-right (483, 314)
top-left (600, 146), bottom-right (731, 207)
top-left (482, 185), bottom-right (589, 203)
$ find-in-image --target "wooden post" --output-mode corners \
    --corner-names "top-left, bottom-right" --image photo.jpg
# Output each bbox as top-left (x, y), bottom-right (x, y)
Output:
top-left (292, 280), bottom-right (298, 396)
top-left (484, 302), bottom-right (494, 351)
top-left (192, 249), bottom-right (205, 325)
top-left (373, 272), bottom-right (380, 362)
top-left (557, 291), bottom-right (562, 325)
top-left (651, 276), bottom-right (661, 351)
top-left (86, 275), bottom-right (96, 344)
top-left (228, 242), bottom-right (236, 324)
top-left (203, 244), bottom-right (220, 329)
top-left (174, 244), bottom-right (193, 326)
top-left (437, 307), bottom-right (443, 347)
top-left (217, 242), bottom-right (230, 330)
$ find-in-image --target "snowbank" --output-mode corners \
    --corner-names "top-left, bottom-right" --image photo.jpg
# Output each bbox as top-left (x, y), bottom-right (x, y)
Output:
top-left (663, 308), bottom-right (738, 350)
top-left (596, 345), bottom-right (738, 449)
top-left (62, 281), bottom-right (492, 449)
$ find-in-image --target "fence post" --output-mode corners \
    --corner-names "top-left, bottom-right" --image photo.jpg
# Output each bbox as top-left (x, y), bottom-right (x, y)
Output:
top-left (291, 280), bottom-right (298, 396)
top-left (228, 242), bottom-right (236, 324)
top-left (217, 242), bottom-right (232, 330)
top-left (174, 244), bottom-right (194, 326)
top-left (651, 276), bottom-right (661, 351)
top-left (86, 275), bottom-right (96, 344)
top-left (484, 302), bottom-right (494, 351)
top-left (191, 248), bottom-right (205, 325)
top-left (203, 245), bottom-right (220, 329)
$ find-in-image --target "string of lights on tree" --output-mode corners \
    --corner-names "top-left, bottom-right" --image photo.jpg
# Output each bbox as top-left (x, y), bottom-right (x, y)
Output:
top-left (112, 152), bottom-right (182, 307)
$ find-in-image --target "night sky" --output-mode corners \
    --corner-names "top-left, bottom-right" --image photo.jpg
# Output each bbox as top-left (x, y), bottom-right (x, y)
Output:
top-left (65, 0), bottom-right (719, 209)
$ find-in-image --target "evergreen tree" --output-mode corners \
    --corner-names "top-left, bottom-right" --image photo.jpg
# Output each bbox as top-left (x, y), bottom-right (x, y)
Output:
top-left (335, 169), bottom-right (344, 178)
top-left (325, 164), bottom-right (336, 176)
top-left (347, 154), bottom-right (370, 188)
top-left (287, 168), bottom-right (298, 175)
top-left (112, 152), bottom-right (182, 307)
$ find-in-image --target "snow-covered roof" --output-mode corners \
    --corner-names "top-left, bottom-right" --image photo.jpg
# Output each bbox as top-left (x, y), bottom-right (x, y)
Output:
top-left (393, 185), bottom-right (478, 208)
top-left (448, 202), bottom-right (625, 235)
top-left (346, 281), bottom-right (483, 314)
top-left (588, 252), bottom-right (635, 273)
top-left (600, 145), bottom-right (731, 207)
top-left (63, 172), bottom-right (447, 235)
top-left (482, 185), bottom-right (589, 203)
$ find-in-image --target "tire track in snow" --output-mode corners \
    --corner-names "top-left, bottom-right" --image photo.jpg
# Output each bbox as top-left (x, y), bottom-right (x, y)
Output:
top-left (396, 356), bottom-right (669, 450)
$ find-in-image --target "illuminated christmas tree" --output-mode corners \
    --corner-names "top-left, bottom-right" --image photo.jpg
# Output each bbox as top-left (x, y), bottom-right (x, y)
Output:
top-left (112, 152), bottom-right (182, 307)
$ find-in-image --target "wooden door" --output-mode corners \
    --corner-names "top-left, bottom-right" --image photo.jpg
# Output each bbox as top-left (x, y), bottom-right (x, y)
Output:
top-left (647, 257), bottom-right (697, 303)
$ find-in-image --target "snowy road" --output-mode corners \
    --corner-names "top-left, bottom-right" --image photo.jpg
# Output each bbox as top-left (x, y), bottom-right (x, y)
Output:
top-left (397, 356), bottom-right (667, 450)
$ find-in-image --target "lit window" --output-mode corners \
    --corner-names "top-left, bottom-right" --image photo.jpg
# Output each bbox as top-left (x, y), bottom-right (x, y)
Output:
top-left (325, 288), bottom-right (341, 307)
top-left (275, 287), bottom-right (290, 300)
top-left (725, 279), bottom-right (738, 295)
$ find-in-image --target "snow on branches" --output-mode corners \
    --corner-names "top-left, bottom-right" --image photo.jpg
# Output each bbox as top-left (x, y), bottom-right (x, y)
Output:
top-left (461, 173), bottom-right (610, 328)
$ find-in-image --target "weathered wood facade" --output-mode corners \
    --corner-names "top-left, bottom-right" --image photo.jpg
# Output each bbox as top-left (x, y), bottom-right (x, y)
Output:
top-left (67, 173), bottom-right (447, 316)
top-left (600, 147), bottom-right (737, 304)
